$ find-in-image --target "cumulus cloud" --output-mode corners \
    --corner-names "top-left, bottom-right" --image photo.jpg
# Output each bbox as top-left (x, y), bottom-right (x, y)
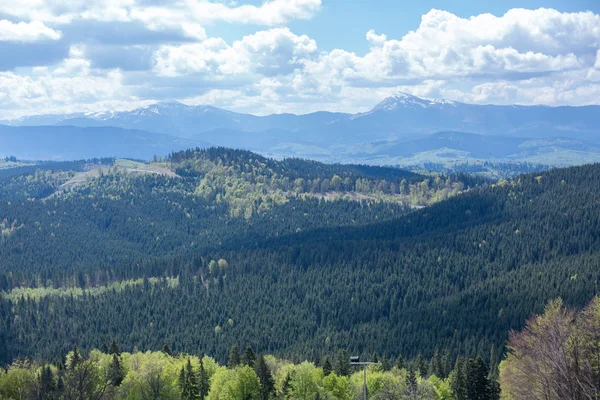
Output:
top-left (0, 0), bottom-right (321, 39)
top-left (0, 20), bottom-right (62, 41)
top-left (303, 8), bottom-right (599, 87)
top-left (1, 6), bottom-right (600, 117)
top-left (0, 44), bottom-right (146, 117)
top-left (154, 28), bottom-right (318, 78)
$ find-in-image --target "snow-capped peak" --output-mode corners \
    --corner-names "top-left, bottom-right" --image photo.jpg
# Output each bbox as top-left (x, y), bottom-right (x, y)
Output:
top-left (372, 92), bottom-right (457, 111)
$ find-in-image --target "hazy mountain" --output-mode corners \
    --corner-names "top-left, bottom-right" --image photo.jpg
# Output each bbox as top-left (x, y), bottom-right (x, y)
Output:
top-left (3, 93), bottom-right (600, 164)
top-left (0, 124), bottom-right (205, 160)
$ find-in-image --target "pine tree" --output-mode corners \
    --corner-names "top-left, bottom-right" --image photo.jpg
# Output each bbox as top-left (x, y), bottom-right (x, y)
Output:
top-left (179, 367), bottom-right (187, 396)
top-left (322, 357), bottom-right (332, 376)
top-left (380, 355), bottom-right (392, 372)
top-left (441, 350), bottom-right (452, 379)
top-left (371, 353), bottom-right (379, 363)
top-left (396, 354), bottom-right (405, 370)
top-left (488, 346), bottom-right (501, 400)
top-left (180, 358), bottom-right (200, 400)
top-left (38, 365), bottom-right (56, 400)
top-left (255, 355), bottom-right (275, 400)
top-left (466, 356), bottom-right (491, 400)
top-left (451, 357), bottom-right (468, 400)
top-left (430, 349), bottom-right (443, 378)
top-left (198, 358), bottom-right (210, 400)
top-left (228, 344), bottom-right (241, 368)
top-left (108, 353), bottom-right (125, 386)
top-left (334, 350), bottom-right (351, 377)
top-left (69, 346), bottom-right (82, 370)
top-left (415, 353), bottom-right (427, 377)
top-left (243, 345), bottom-right (257, 368)
top-left (56, 372), bottom-right (65, 397)
top-left (282, 371), bottom-right (294, 398)
top-left (161, 344), bottom-right (172, 356)
top-left (108, 339), bottom-right (121, 356)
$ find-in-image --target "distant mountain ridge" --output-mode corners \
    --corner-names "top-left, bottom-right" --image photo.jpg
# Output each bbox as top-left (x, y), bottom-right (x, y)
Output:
top-left (2, 93), bottom-right (600, 164)
top-left (0, 124), bottom-right (204, 160)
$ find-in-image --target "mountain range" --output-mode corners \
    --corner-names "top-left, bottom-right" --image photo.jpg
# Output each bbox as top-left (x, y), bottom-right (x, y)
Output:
top-left (2, 93), bottom-right (600, 164)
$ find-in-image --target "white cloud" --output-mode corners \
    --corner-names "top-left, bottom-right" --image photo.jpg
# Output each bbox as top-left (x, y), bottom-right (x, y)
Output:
top-left (0, 0), bottom-right (321, 39)
top-left (0, 20), bottom-right (62, 41)
top-left (154, 28), bottom-right (317, 78)
top-left (0, 45), bottom-right (146, 118)
top-left (303, 8), bottom-right (599, 87)
top-left (1, 6), bottom-right (600, 117)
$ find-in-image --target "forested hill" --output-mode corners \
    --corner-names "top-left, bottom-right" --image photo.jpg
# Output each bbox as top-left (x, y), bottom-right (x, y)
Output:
top-left (0, 150), bottom-right (597, 368)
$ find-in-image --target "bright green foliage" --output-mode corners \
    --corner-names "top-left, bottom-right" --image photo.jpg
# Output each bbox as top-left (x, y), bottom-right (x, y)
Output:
top-left (428, 375), bottom-right (453, 400)
top-left (322, 373), bottom-right (353, 400)
top-left (289, 361), bottom-right (321, 400)
top-left (208, 365), bottom-right (260, 400)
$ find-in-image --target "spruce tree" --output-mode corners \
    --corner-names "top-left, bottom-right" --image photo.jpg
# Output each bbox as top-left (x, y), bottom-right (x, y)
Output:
top-left (228, 344), bottom-right (241, 368)
top-left (371, 353), bottom-right (379, 363)
top-left (179, 367), bottom-right (187, 396)
top-left (322, 357), bottom-right (332, 376)
top-left (396, 354), bottom-right (405, 370)
top-left (108, 353), bottom-right (125, 386)
top-left (380, 355), bottom-right (392, 371)
top-left (38, 365), bottom-right (56, 400)
top-left (282, 371), bottom-right (294, 398)
top-left (415, 353), bottom-right (427, 377)
top-left (466, 356), bottom-right (491, 400)
top-left (161, 344), bottom-right (172, 356)
top-left (255, 355), bottom-right (275, 400)
top-left (441, 350), bottom-right (452, 379)
top-left (430, 349), bottom-right (443, 378)
top-left (56, 372), bottom-right (65, 397)
top-left (69, 346), bottom-right (82, 370)
top-left (451, 357), bottom-right (468, 400)
top-left (334, 350), bottom-right (351, 377)
top-left (199, 359), bottom-right (210, 400)
top-left (243, 345), bottom-right (257, 368)
top-left (108, 339), bottom-right (120, 356)
top-left (180, 358), bottom-right (200, 400)
top-left (488, 346), bottom-right (501, 400)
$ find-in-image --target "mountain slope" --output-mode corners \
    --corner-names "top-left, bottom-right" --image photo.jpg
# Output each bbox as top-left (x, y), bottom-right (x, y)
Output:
top-left (0, 148), bottom-right (597, 364)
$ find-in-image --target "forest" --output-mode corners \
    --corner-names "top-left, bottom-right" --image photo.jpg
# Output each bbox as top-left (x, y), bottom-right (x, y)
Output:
top-left (3, 296), bottom-right (600, 399)
top-left (0, 338), bottom-right (498, 400)
top-left (0, 148), bottom-right (599, 398)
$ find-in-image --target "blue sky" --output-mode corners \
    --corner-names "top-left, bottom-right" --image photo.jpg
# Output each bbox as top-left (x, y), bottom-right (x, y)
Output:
top-left (213, 0), bottom-right (600, 53)
top-left (0, 0), bottom-right (599, 117)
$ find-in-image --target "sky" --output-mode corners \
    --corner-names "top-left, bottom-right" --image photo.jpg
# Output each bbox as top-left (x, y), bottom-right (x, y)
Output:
top-left (0, 0), bottom-right (599, 118)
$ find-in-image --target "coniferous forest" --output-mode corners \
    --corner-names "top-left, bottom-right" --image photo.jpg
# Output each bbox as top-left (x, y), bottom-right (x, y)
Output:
top-left (1, 148), bottom-right (600, 399)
